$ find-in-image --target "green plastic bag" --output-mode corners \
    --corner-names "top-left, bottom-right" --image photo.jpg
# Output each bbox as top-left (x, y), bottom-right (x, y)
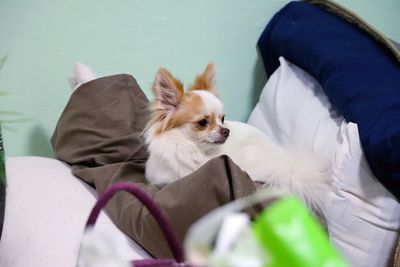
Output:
top-left (253, 197), bottom-right (347, 267)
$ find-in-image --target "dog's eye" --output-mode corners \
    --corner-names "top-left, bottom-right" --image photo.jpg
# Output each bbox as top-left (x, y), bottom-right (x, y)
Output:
top-left (221, 115), bottom-right (225, 124)
top-left (197, 119), bottom-right (208, 127)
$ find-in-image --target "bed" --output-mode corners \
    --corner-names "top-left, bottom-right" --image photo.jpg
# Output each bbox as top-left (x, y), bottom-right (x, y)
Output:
top-left (1, 1), bottom-right (400, 266)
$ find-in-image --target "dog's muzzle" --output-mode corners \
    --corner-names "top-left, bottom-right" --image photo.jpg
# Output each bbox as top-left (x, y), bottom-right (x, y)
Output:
top-left (213, 127), bottom-right (230, 144)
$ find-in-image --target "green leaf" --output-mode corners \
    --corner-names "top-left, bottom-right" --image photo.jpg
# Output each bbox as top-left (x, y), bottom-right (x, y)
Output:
top-left (0, 55), bottom-right (7, 70)
top-left (0, 124), bottom-right (16, 131)
top-left (0, 118), bottom-right (31, 124)
top-left (0, 111), bottom-right (24, 116)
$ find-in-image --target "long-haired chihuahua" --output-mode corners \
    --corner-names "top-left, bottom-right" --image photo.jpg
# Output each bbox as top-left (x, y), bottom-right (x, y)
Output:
top-left (144, 63), bottom-right (330, 212)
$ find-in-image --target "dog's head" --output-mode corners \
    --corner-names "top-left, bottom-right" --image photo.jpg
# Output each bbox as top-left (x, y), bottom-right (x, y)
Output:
top-left (146, 63), bottom-right (230, 148)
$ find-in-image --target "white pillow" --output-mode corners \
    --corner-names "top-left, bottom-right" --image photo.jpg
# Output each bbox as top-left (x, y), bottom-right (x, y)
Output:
top-left (248, 57), bottom-right (342, 160)
top-left (326, 122), bottom-right (400, 267)
top-left (0, 157), bottom-right (148, 267)
top-left (247, 57), bottom-right (400, 266)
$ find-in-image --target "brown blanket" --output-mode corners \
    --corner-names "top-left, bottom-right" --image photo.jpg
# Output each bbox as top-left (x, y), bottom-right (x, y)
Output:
top-left (51, 74), bottom-right (258, 258)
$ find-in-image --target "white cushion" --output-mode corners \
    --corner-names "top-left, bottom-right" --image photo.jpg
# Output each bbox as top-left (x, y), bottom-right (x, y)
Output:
top-left (326, 122), bottom-right (400, 267)
top-left (247, 57), bottom-right (400, 266)
top-left (248, 57), bottom-right (342, 160)
top-left (0, 156), bottom-right (148, 267)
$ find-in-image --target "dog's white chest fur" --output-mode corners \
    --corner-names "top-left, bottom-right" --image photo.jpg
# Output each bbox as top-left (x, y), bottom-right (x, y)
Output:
top-left (145, 121), bottom-right (240, 185)
top-left (145, 127), bottom-right (211, 185)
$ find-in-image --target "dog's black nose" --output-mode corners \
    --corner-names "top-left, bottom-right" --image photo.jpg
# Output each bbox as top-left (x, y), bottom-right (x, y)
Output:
top-left (221, 128), bottom-right (230, 138)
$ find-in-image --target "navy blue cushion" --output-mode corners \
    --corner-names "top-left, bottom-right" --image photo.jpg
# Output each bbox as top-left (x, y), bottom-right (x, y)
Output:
top-left (258, 1), bottom-right (400, 199)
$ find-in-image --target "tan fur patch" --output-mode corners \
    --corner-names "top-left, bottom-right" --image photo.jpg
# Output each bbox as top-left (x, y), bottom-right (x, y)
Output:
top-left (153, 68), bottom-right (184, 103)
top-left (166, 91), bottom-right (205, 130)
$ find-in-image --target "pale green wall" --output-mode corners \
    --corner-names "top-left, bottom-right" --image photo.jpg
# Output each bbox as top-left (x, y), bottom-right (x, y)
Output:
top-left (0, 0), bottom-right (399, 157)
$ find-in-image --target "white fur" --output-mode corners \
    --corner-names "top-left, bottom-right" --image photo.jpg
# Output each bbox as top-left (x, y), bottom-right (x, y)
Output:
top-left (192, 90), bottom-right (224, 116)
top-left (145, 127), bottom-right (210, 185)
top-left (145, 91), bottom-right (331, 212)
top-left (70, 62), bottom-right (98, 90)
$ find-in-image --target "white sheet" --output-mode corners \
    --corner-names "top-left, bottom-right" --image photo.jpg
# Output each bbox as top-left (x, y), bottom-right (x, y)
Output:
top-left (0, 156), bottom-right (149, 267)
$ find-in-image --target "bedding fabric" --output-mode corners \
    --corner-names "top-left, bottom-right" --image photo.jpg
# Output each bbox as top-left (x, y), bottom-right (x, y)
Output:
top-left (0, 157), bottom-right (148, 267)
top-left (51, 74), bottom-right (258, 259)
top-left (248, 57), bottom-right (400, 267)
top-left (258, 0), bottom-right (400, 199)
top-left (248, 57), bottom-right (342, 161)
top-left (327, 122), bottom-right (400, 267)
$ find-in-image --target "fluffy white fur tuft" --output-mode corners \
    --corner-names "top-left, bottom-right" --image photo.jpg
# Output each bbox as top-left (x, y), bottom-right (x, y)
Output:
top-left (69, 62), bottom-right (98, 90)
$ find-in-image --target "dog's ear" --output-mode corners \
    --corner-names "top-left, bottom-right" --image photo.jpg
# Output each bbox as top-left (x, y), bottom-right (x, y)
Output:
top-left (189, 63), bottom-right (217, 95)
top-left (153, 68), bottom-right (184, 113)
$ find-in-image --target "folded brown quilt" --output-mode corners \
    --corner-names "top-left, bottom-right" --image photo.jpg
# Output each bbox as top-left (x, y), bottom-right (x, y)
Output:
top-left (51, 74), bottom-right (258, 258)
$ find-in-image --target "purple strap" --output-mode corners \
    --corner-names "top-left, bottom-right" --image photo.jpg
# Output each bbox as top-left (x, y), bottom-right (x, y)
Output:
top-left (132, 258), bottom-right (191, 267)
top-left (85, 182), bottom-right (185, 264)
